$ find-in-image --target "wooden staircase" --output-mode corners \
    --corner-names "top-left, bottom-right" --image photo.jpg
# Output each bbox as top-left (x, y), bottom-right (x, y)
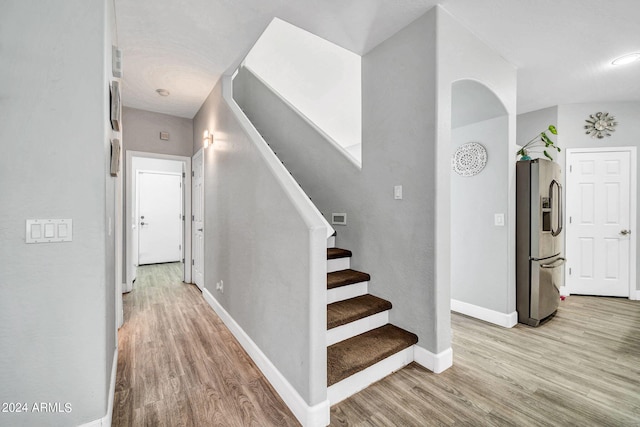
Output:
top-left (325, 234), bottom-right (418, 404)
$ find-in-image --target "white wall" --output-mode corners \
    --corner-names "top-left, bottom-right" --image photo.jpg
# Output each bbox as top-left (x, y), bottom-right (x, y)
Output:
top-left (242, 18), bottom-right (362, 164)
top-left (0, 1), bottom-right (116, 425)
top-left (193, 78), bottom-right (329, 413)
top-left (436, 7), bottom-right (518, 328)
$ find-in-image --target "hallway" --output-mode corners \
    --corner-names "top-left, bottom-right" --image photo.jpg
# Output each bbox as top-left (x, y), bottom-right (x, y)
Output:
top-left (112, 263), bottom-right (640, 426)
top-left (112, 263), bottom-right (299, 426)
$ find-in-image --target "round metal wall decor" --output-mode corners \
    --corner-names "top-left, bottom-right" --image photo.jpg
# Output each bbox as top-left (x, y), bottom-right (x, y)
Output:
top-left (452, 142), bottom-right (487, 177)
top-left (584, 112), bottom-right (618, 139)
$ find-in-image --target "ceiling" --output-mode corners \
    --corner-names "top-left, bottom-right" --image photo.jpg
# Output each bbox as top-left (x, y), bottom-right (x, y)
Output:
top-left (114, 0), bottom-right (640, 119)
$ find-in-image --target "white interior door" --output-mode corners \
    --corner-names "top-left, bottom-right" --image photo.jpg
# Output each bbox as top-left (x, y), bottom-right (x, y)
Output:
top-left (192, 150), bottom-right (204, 290)
top-left (566, 149), bottom-right (633, 297)
top-left (138, 171), bottom-right (183, 265)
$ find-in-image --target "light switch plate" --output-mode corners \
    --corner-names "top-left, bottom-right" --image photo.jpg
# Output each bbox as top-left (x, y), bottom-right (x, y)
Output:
top-left (26, 219), bottom-right (73, 243)
top-left (394, 185), bottom-right (403, 200)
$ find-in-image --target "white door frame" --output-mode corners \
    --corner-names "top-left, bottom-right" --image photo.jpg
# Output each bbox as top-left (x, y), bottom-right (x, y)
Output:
top-left (565, 147), bottom-right (637, 299)
top-left (125, 150), bottom-right (192, 290)
top-left (192, 148), bottom-right (204, 290)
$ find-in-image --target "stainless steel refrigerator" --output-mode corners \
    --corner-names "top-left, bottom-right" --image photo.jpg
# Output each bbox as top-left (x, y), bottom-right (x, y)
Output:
top-left (516, 159), bottom-right (565, 326)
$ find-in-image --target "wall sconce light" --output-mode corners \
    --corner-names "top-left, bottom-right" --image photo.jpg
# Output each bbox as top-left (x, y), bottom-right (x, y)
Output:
top-left (203, 130), bottom-right (213, 148)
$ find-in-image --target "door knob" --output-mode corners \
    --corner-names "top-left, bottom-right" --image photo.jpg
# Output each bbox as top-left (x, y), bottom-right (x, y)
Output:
top-left (620, 229), bottom-right (631, 235)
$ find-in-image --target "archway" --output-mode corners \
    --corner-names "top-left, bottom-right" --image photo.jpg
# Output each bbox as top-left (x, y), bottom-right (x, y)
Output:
top-left (450, 79), bottom-right (514, 326)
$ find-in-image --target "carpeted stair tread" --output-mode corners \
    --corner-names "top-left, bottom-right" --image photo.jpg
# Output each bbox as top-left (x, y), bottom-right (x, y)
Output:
top-left (327, 295), bottom-right (392, 329)
top-left (327, 248), bottom-right (352, 260)
top-left (327, 269), bottom-right (371, 290)
top-left (327, 324), bottom-right (418, 386)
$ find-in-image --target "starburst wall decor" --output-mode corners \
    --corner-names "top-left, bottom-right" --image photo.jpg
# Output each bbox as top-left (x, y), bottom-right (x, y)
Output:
top-left (584, 112), bottom-right (618, 139)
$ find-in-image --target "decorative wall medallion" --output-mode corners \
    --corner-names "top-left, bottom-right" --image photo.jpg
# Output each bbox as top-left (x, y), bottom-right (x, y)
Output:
top-left (584, 112), bottom-right (618, 139)
top-left (452, 142), bottom-right (487, 177)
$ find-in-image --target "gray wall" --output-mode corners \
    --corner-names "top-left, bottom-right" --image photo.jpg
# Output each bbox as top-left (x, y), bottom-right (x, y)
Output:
top-left (516, 106), bottom-right (559, 157)
top-left (0, 1), bottom-right (116, 425)
top-left (436, 7), bottom-right (518, 330)
top-left (193, 79), bottom-right (328, 405)
top-left (122, 106), bottom-right (194, 157)
top-left (451, 116), bottom-right (510, 312)
top-left (518, 102), bottom-right (640, 291)
top-left (235, 10), bottom-right (442, 353)
top-left (121, 107), bottom-right (193, 283)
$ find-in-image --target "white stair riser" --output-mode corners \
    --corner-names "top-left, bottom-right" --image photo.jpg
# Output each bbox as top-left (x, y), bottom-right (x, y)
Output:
top-left (327, 281), bottom-right (368, 304)
top-left (327, 257), bottom-right (350, 273)
top-left (327, 346), bottom-right (414, 405)
top-left (327, 311), bottom-right (389, 346)
top-left (327, 236), bottom-right (336, 248)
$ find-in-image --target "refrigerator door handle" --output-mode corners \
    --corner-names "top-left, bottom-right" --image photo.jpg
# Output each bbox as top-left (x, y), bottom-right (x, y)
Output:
top-left (550, 180), bottom-right (563, 237)
top-left (557, 182), bottom-right (563, 235)
top-left (541, 257), bottom-right (566, 269)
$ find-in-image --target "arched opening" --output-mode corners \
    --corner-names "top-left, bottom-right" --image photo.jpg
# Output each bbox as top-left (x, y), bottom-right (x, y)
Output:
top-left (450, 79), bottom-right (513, 323)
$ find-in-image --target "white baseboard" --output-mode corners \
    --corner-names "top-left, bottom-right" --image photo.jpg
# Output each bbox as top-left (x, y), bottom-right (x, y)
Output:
top-left (202, 289), bottom-right (329, 427)
top-left (631, 290), bottom-right (640, 301)
top-left (413, 345), bottom-right (453, 374)
top-left (451, 299), bottom-right (517, 328)
top-left (327, 346), bottom-right (413, 405)
top-left (79, 347), bottom-right (118, 427)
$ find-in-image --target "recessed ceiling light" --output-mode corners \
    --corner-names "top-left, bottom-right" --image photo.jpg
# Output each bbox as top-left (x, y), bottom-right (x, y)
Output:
top-left (156, 88), bottom-right (170, 96)
top-left (611, 53), bottom-right (640, 66)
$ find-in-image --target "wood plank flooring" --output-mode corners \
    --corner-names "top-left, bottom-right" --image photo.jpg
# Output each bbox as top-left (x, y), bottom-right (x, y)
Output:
top-left (113, 263), bottom-right (640, 426)
top-left (331, 296), bottom-right (640, 426)
top-left (112, 263), bottom-right (300, 426)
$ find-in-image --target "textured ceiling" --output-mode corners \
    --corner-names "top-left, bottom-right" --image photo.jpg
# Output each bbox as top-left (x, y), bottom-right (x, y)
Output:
top-left (115, 0), bottom-right (640, 119)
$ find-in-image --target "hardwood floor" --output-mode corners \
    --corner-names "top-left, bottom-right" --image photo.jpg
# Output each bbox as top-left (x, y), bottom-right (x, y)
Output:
top-left (113, 263), bottom-right (640, 426)
top-left (112, 263), bottom-right (300, 426)
top-left (331, 296), bottom-right (640, 426)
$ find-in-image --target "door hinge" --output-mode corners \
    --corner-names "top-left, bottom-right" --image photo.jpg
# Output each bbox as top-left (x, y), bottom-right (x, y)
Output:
top-left (182, 172), bottom-right (186, 178)
top-left (192, 215), bottom-right (195, 221)
top-left (569, 267), bottom-right (572, 275)
top-left (182, 215), bottom-right (185, 221)
top-left (192, 171), bottom-right (195, 177)
top-left (569, 216), bottom-right (572, 224)
top-left (569, 165), bottom-right (572, 173)
top-left (192, 259), bottom-right (195, 266)
top-left (182, 258), bottom-right (185, 263)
